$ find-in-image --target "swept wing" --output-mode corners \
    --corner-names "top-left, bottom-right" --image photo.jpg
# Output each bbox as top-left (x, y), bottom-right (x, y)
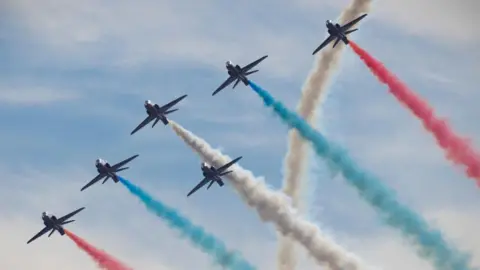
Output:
top-left (80, 173), bottom-right (106, 191)
top-left (57, 207), bottom-right (85, 224)
top-left (216, 156), bottom-right (242, 173)
top-left (241, 55), bottom-right (268, 72)
top-left (157, 95), bottom-right (188, 112)
top-left (187, 177), bottom-right (210, 197)
top-left (112, 154), bottom-right (139, 170)
top-left (131, 115), bottom-right (156, 135)
top-left (340, 14), bottom-right (367, 31)
top-left (213, 76), bottom-right (236, 96)
top-left (27, 226), bottom-right (52, 244)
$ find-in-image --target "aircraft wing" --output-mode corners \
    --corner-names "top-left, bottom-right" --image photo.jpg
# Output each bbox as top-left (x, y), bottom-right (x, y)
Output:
top-left (241, 55), bottom-right (268, 73)
top-left (217, 156), bottom-right (242, 173)
top-left (112, 154), bottom-right (139, 170)
top-left (187, 177), bottom-right (210, 197)
top-left (57, 207), bottom-right (85, 224)
top-left (340, 14), bottom-right (367, 31)
top-left (158, 95), bottom-right (188, 112)
top-left (212, 76), bottom-right (236, 96)
top-left (312, 35), bottom-right (336, 55)
top-left (80, 173), bottom-right (106, 191)
top-left (27, 226), bottom-right (52, 244)
top-left (130, 115), bottom-right (156, 135)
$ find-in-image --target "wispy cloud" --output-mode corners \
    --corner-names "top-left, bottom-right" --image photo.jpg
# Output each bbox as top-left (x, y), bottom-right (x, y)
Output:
top-left (0, 85), bottom-right (79, 105)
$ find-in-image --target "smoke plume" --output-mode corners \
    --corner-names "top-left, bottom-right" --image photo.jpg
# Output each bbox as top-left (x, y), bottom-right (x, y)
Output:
top-left (248, 80), bottom-right (473, 270)
top-left (118, 177), bottom-right (256, 270)
top-left (279, 1), bottom-right (372, 269)
top-left (169, 121), bottom-right (368, 270)
top-left (65, 230), bottom-right (132, 270)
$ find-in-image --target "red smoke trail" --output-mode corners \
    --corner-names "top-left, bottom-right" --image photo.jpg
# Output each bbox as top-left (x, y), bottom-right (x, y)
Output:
top-left (65, 230), bottom-right (133, 270)
top-left (349, 41), bottom-right (480, 185)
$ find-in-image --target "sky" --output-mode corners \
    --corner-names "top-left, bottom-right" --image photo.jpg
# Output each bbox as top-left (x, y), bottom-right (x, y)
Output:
top-left (1, 0), bottom-right (479, 269)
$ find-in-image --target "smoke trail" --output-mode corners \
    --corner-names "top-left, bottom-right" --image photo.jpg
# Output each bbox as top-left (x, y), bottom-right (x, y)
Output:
top-left (248, 80), bottom-right (473, 270)
top-left (118, 177), bottom-right (256, 270)
top-left (279, 1), bottom-right (372, 268)
top-left (348, 41), bottom-right (480, 185)
top-left (65, 230), bottom-right (132, 270)
top-left (169, 121), bottom-right (368, 270)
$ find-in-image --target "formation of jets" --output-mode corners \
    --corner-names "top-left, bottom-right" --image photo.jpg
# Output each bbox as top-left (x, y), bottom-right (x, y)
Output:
top-left (27, 13), bottom-right (367, 244)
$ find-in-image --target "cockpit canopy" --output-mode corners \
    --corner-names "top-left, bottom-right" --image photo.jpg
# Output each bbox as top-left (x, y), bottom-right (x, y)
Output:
top-left (201, 162), bottom-right (209, 169)
top-left (95, 158), bottom-right (106, 166)
top-left (42, 211), bottom-right (49, 218)
top-left (145, 100), bottom-right (153, 106)
top-left (226, 61), bottom-right (233, 67)
top-left (326, 20), bottom-right (332, 25)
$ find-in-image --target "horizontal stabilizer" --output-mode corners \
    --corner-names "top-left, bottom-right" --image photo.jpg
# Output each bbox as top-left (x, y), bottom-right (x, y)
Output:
top-left (207, 180), bottom-right (215, 189)
top-left (245, 70), bottom-right (258, 75)
top-left (61, 220), bottom-right (75, 225)
top-left (102, 176), bottom-right (110, 184)
top-left (165, 108), bottom-right (178, 114)
top-left (219, 170), bottom-right (232, 176)
top-left (48, 229), bottom-right (55, 237)
top-left (152, 118), bottom-right (161, 127)
top-left (344, 28), bottom-right (358, 35)
top-left (116, 167), bottom-right (129, 172)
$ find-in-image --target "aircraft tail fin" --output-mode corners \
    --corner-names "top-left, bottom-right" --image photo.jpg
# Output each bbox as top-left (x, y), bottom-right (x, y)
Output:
top-left (217, 179), bottom-right (225, 187)
top-left (245, 70), bottom-right (258, 75)
top-left (345, 28), bottom-right (358, 35)
top-left (165, 108), bottom-right (178, 114)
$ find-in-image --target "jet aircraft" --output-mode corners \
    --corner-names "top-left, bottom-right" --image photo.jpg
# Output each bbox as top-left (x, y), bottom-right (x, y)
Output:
top-left (212, 55), bottom-right (268, 96)
top-left (26, 207), bottom-right (85, 244)
top-left (80, 154), bottom-right (139, 191)
top-left (130, 94), bottom-right (187, 135)
top-left (312, 13), bottom-right (368, 55)
top-left (187, 156), bottom-right (242, 197)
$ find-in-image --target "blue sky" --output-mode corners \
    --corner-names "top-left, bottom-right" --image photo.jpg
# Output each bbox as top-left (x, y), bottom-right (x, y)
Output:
top-left (1, 0), bottom-right (479, 269)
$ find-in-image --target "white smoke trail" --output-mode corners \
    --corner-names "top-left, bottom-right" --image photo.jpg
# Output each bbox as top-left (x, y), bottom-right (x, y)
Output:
top-left (170, 121), bottom-right (369, 270)
top-left (279, 1), bottom-right (373, 269)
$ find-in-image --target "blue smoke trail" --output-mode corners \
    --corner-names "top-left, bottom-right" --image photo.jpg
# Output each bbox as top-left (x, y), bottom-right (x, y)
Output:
top-left (248, 80), bottom-right (472, 270)
top-left (118, 176), bottom-right (256, 270)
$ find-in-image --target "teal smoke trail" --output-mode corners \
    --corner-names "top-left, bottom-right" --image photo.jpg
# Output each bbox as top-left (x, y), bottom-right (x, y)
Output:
top-left (247, 80), bottom-right (472, 270)
top-left (118, 177), bottom-right (256, 270)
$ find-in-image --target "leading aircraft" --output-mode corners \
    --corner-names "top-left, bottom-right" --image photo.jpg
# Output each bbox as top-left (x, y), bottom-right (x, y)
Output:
top-left (212, 55), bottom-right (268, 96)
top-left (187, 156), bottom-right (242, 197)
top-left (312, 14), bottom-right (368, 55)
top-left (27, 207), bottom-right (85, 244)
top-left (80, 154), bottom-right (139, 191)
top-left (130, 94), bottom-right (187, 135)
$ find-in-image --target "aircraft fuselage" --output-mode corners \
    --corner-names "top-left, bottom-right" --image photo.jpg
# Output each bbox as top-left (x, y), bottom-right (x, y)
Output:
top-left (145, 103), bottom-right (158, 116)
top-left (145, 102), bottom-right (168, 123)
top-left (95, 160), bottom-right (119, 182)
top-left (42, 214), bottom-right (65, 235)
top-left (226, 62), bottom-right (248, 84)
top-left (326, 21), bottom-right (348, 43)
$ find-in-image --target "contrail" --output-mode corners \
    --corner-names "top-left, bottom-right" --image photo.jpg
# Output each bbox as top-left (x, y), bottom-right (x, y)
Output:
top-left (65, 230), bottom-right (132, 270)
top-left (248, 81), bottom-right (473, 270)
top-left (118, 176), bottom-right (256, 270)
top-left (280, 1), bottom-right (372, 269)
top-left (349, 40), bottom-right (480, 186)
top-left (169, 121), bottom-right (368, 270)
